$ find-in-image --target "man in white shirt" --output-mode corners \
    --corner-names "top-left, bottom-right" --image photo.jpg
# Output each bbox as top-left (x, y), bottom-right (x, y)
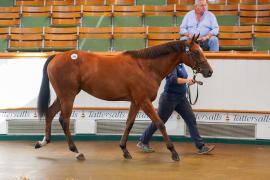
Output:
top-left (180, 0), bottom-right (219, 51)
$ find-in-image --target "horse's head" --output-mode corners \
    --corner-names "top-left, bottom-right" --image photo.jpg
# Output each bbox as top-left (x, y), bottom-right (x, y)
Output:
top-left (183, 34), bottom-right (213, 78)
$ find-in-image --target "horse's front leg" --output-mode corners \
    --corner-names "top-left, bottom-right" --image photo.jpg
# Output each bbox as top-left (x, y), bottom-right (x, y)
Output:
top-left (140, 99), bottom-right (180, 161)
top-left (119, 102), bottom-right (140, 159)
top-left (35, 98), bottom-right (61, 149)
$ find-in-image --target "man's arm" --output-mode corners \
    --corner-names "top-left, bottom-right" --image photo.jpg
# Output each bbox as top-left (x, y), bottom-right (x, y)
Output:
top-left (209, 13), bottom-right (219, 36)
top-left (180, 13), bottom-right (192, 38)
top-left (201, 13), bottom-right (219, 41)
top-left (167, 69), bottom-right (195, 86)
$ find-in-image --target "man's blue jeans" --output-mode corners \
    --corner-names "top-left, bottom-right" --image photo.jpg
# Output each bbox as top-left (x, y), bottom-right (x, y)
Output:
top-left (140, 93), bottom-right (204, 149)
top-left (180, 36), bottom-right (219, 52)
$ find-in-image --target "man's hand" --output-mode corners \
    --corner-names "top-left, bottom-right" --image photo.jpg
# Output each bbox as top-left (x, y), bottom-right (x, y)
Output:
top-left (201, 35), bottom-right (209, 42)
top-left (186, 78), bottom-right (195, 85)
top-left (188, 34), bottom-right (193, 39)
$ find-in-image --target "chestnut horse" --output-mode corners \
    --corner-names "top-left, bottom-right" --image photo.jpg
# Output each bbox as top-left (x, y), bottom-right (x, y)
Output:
top-left (35, 35), bottom-right (213, 161)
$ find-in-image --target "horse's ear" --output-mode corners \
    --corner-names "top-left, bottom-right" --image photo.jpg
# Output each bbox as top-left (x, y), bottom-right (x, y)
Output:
top-left (191, 34), bottom-right (196, 45)
top-left (196, 33), bottom-right (200, 41)
top-left (191, 34), bottom-right (195, 43)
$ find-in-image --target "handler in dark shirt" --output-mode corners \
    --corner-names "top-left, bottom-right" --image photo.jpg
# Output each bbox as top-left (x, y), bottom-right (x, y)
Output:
top-left (137, 64), bottom-right (215, 154)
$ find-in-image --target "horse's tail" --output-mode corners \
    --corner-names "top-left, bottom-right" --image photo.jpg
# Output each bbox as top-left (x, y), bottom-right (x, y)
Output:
top-left (37, 54), bottom-right (56, 118)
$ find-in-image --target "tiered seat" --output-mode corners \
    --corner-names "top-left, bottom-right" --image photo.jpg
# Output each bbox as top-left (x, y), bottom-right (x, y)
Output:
top-left (43, 27), bottom-right (78, 51)
top-left (46, 0), bottom-right (74, 5)
top-left (144, 5), bottom-right (175, 27)
top-left (207, 0), bottom-right (227, 5)
top-left (1, 1), bottom-right (270, 52)
top-left (7, 27), bottom-right (43, 52)
top-left (21, 6), bottom-right (51, 27)
top-left (258, 0), bottom-right (270, 4)
top-left (79, 27), bottom-right (112, 51)
top-left (147, 26), bottom-right (180, 47)
top-left (82, 5), bottom-right (112, 27)
top-left (167, 0), bottom-right (194, 5)
top-left (75, 0), bottom-right (105, 5)
top-left (0, 7), bottom-right (20, 27)
top-left (113, 6), bottom-right (143, 27)
top-left (219, 26), bottom-right (253, 51)
top-left (106, 0), bottom-right (135, 5)
top-left (240, 4), bottom-right (270, 25)
top-left (51, 5), bottom-right (81, 27)
top-left (208, 4), bottom-right (239, 25)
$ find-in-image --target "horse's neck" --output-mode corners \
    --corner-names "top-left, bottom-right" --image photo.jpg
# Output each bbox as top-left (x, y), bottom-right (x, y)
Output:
top-left (142, 53), bottom-right (180, 83)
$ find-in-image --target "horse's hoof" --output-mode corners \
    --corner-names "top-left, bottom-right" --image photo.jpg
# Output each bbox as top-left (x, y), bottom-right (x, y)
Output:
top-left (34, 142), bottom-right (41, 149)
top-left (76, 153), bottom-right (85, 161)
top-left (172, 152), bottom-right (180, 161)
top-left (123, 152), bottom-right (132, 159)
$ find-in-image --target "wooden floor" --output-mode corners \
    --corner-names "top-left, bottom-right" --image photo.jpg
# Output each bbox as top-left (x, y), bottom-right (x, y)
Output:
top-left (0, 141), bottom-right (270, 180)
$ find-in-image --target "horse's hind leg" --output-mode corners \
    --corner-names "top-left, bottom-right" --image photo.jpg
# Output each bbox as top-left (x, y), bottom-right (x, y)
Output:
top-left (119, 102), bottom-right (140, 159)
top-left (140, 99), bottom-right (179, 161)
top-left (60, 98), bottom-right (85, 161)
top-left (35, 98), bottom-right (61, 149)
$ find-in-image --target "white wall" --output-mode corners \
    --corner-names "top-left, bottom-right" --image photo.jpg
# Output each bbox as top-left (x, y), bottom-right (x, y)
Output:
top-left (1, 58), bottom-right (269, 111)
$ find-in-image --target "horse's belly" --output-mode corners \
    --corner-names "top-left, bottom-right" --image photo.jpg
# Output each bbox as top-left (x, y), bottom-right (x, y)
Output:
top-left (81, 84), bottom-right (131, 101)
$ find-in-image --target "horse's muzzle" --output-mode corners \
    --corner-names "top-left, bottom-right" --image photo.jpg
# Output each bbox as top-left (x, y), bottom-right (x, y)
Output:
top-left (207, 70), bottom-right (213, 77)
top-left (203, 69), bottom-right (213, 78)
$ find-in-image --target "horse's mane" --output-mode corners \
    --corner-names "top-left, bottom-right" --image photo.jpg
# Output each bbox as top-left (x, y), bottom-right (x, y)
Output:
top-left (123, 40), bottom-right (186, 59)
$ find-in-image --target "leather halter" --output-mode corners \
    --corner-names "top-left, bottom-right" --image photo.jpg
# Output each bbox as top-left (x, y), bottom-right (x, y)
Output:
top-left (184, 45), bottom-right (207, 74)
top-left (184, 45), bottom-right (205, 105)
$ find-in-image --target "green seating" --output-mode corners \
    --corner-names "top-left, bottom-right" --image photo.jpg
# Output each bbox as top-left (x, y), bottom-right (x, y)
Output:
top-left (79, 38), bottom-right (111, 51)
top-left (21, 17), bottom-right (51, 27)
top-left (254, 37), bottom-right (270, 51)
top-left (0, 39), bottom-right (7, 52)
top-left (144, 16), bottom-right (174, 27)
top-left (0, 0), bottom-right (14, 6)
top-left (82, 16), bottom-right (112, 27)
top-left (0, 27), bottom-right (8, 52)
top-left (216, 15), bottom-right (239, 26)
top-left (112, 27), bottom-right (146, 51)
top-left (254, 26), bottom-right (270, 51)
top-left (136, 0), bottom-right (166, 5)
top-left (113, 38), bottom-right (146, 51)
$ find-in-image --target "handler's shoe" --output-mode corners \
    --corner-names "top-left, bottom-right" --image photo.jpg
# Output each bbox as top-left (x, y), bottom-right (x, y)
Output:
top-left (137, 141), bottom-right (155, 153)
top-left (197, 145), bottom-right (215, 155)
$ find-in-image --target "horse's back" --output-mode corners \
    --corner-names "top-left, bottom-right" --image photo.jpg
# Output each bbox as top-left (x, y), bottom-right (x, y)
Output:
top-left (47, 50), bottom-right (158, 102)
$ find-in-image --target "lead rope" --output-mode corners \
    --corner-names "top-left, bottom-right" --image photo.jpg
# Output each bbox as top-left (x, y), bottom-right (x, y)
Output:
top-left (187, 73), bottom-right (203, 105)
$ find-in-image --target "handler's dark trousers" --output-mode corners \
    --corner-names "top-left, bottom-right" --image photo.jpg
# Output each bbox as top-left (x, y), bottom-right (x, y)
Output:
top-left (140, 92), bottom-right (205, 149)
